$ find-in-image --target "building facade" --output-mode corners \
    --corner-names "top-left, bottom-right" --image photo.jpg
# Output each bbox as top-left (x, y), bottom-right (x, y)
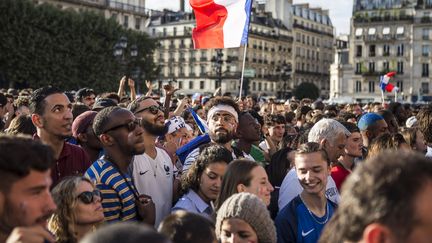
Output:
top-left (35, 0), bottom-right (151, 32)
top-left (291, 4), bottom-right (334, 97)
top-left (345, 0), bottom-right (432, 103)
top-left (147, 9), bottom-right (293, 97)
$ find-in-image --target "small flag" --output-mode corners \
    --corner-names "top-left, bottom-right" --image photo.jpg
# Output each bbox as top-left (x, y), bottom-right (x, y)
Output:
top-left (188, 107), bottom-right (209, 134)
top-left (189, 0), bottom-right (252, 49)
top-left (380, 71), bottom-right (398, 92)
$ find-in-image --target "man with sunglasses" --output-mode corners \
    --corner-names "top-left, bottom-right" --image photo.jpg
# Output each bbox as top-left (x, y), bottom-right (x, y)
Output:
top-left (128, 97), bottom-right (174, 227)
top-left (0, 136), bottom-right (57, 243)
top-left (85, 106), bottom-right (155, 224)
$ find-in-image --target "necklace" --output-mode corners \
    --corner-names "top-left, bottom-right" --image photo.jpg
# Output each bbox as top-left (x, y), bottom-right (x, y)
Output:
top-left (299, 195), bottom-right (329, 225)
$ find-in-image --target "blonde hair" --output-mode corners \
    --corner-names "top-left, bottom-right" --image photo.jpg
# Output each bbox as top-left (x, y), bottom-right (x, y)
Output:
top-left (48, 176), bottom-right (95, 243)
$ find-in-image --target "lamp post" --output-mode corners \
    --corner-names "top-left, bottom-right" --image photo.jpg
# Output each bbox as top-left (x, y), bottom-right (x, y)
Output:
top-left (211, 49), bottom-right (224, 89)
top-left (277, 62), bottom-right (292, 99)
top-left (113, 36), bottom-right (139, 85)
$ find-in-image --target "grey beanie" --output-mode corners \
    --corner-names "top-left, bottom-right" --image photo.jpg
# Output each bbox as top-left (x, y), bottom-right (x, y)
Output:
top-left (216, 192), bottom-right (276, 243)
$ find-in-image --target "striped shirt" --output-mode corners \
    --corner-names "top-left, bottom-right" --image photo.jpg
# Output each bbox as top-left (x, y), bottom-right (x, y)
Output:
top-left (85, 158), bottom-right (138, 222)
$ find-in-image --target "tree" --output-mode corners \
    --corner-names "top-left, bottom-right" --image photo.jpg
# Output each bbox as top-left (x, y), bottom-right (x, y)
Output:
top-left (0, 0), bottom-right (158, 93)
top-left (293, 82), bottom-right (320, 100)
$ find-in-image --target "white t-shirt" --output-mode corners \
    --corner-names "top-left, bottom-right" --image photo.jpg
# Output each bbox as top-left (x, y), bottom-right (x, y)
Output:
top-left (426, 146), bottom-right (432, 158)
top-left (130, 147), bottom-right (174, 227)
top-left (278, 167), bottom-right (340, 211)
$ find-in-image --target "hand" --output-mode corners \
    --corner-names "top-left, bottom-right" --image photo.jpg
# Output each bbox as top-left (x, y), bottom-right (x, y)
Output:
top-left (128, 78), bottom-right (135, 88)
top-left (164, 84), bottom-right (179, 96)
top-left (119, 76), bottom-right (127, 87)
top-left (145, 80), bottom-right (153, 90)
top-left (136, 194), bottom-right (155, 225)
top-left (6, 226), bottom-right (55, 243)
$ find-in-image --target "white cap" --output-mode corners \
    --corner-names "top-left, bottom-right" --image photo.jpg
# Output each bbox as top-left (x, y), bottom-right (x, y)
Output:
top-left (165, 116), bottom-right (186, 134)
top-left (406, 116), bottom-right (418, 128)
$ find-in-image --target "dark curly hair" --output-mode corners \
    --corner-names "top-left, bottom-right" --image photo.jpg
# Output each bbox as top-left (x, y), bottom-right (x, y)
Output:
top-left (181, 144), bottom-right (233, 195)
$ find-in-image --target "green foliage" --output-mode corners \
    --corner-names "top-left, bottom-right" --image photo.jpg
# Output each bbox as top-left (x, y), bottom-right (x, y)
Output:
top-left (293, 82), bottom-right (320, 100)
top-left (0, 0), bottom-right (158, 93)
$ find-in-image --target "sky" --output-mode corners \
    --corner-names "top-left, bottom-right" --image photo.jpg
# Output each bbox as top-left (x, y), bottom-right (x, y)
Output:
top-left (145, 0), bottom-right (353, 35)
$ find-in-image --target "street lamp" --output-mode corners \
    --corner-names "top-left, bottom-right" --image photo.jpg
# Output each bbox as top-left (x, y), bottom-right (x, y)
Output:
top-left (113, 36), bottom-right (139, 81)
top-left (211, 49), bottom-right (225, 89)
top-left (276, 62), bottom-right (292, 99)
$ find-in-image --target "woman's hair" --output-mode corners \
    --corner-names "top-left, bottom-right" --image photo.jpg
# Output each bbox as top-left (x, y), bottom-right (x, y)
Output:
top-left (48, 176), bottom-right (96, 243)
top-left (368, 133), bottom-right (407, 159)
top-left (6, 114), bottom-right (36, 136)
top-left (158, 210), bottom-right (215, 243)
top-left (400, 127), bottom-right (419, 150)
top-left (266, 147), bottom-right (292, 187)
top-left (215, 160), bottom-right (259, 210)
top-left (181, 145), bottom-right (232, 195)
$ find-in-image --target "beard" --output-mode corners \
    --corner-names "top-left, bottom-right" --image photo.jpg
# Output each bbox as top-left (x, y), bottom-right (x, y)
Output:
top-left (210, 128), bottom-right (235, 144)
top-left (0, 197), bottom-right (52, 235)
top-left (142, 119), bottom-right (168, 136)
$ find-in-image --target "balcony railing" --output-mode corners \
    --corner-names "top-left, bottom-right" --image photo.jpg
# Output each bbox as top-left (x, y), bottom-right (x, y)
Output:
top-left (107, 0), bottom-right (150, 16)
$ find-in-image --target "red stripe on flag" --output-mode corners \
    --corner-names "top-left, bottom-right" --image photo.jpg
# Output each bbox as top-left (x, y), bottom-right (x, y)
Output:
top-left (190, 0), bottom-right (227, 48)
top-left (385, 83), bottom-right (395, 92)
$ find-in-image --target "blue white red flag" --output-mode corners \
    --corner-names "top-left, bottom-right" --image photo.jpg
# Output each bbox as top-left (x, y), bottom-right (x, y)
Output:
top-left (188, 107), bottom-right (209, 134)
top-left (379, 71), bottom-right (398, 92)
top-left (189, 0), bottom-right (252, 49)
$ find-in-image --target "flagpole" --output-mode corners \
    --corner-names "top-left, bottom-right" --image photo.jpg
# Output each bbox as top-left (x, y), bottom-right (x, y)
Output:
top-left (381, 89), bottom-right (385, 105)
top-left (239, 43), bottom-right (248, 100)
top-left (395, 91), bottom-right (397, 102)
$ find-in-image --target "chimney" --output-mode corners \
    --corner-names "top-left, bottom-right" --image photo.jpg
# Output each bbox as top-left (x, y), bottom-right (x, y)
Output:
top-left (180, 0), bottom-right (185, 12)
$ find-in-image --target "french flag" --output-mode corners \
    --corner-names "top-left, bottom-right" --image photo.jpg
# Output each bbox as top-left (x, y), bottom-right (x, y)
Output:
top-left (190, 0), bottom-right (252, 49)
top-left (380, 71), bottom-right (398, 92)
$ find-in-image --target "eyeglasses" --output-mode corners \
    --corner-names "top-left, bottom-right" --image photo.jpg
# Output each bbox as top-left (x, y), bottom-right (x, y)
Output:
top-left (134, 105), bottom-right (163, 115)
top-left (77, 189), bottom-right (101, 204)
top-left (102, 119), bottom-right (142, 134)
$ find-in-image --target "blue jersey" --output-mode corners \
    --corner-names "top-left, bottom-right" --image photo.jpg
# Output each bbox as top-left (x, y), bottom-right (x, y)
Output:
top-left (275, 195), bottom-right (337, 243)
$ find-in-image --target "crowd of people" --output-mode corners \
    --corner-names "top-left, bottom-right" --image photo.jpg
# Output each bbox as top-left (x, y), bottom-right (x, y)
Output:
top-left (1, 76), bottom-right (432, 243)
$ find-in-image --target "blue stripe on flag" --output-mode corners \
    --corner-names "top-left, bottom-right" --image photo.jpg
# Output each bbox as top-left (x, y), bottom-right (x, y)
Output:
top-left (379, 75), bottom-right (386, 91)
top-left (188, 108), bottom-right (208, 134)
top-left (241, 0), bottom-right (252, 45)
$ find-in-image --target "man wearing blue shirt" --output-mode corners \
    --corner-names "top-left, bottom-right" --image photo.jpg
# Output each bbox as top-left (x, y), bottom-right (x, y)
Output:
top-left (276, 142), bottom-right (337, 243)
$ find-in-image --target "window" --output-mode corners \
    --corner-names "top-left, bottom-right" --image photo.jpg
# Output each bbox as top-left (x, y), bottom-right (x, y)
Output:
top-left (421, 82), bottom-right (429, 94)
top-left (422, 45), bottom-right (430, 57)
top-left (397, 81), bottom-right (404, 92)
top-left (368, 28), bottom-right (376, 35)
top-left (369, 62), bottom-right (375, 72)
top-left (369, 45), bottom-right (376, 57)
top-left (382, 27), bottom-right (390, 35)
top-left (135, 17), bottom-right (141, 30)
top-left (123, 15), bottom-right (129, 28)
top-left (200, 81), bottom-right (205, 89)
top-left (423, 63), bottom-right (429, 77)
top-left (355, 63), bottom-right (362, 74)
top-left (397, 61), bottom-right (404, 74)
top-left (173, 27), bottom-right (177, 36)
top-left (396, 26), bottom-right (404, 35)
top-left (383, 61), bottom-right (389, 71)
top-left (200, 65), bottom-right (205, 74)
top-left (111, 13), bottom-right (118, 20)
top-left (189, 81), bottom-right (193, 89)
top-left (369, 81), bottom-right (375, 93)
top-left (355, 80), bottom-right (362, 92)
top-left (178, 81), bottom-right (183, 89)
top-left (258, 82), bottom-right (262, 91)
top-left (423, 28), bottom-right (430, 40)
top-left (355, 28), bottom-right (363, 37)
top-left (356, 45), bottom-right (362, 57)
top-left (252, 82), bottom-right (256, 91)
top-left (397, 44), bottom-right (404, 56)
top-left (383, 45), bottom-right (390, 56)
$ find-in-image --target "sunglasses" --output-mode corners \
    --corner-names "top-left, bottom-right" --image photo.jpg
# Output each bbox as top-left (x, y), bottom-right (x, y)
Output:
top-left (77, 189), bottom-right (101, 204)
top-left (134, 105), bottom-right (164, 115)
top-left (102, 118), bottom-right (142, 134)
